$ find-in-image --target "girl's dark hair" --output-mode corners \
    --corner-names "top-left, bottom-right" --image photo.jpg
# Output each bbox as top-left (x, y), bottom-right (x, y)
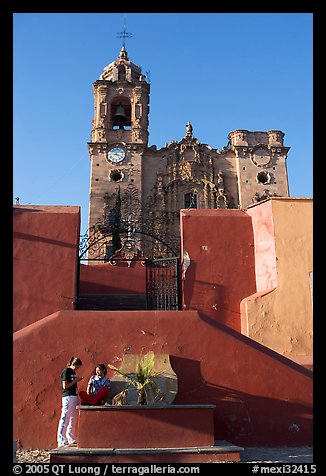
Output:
top-left (68, 357), bottom-right (82, 367)
top-left (94, 363), bottom-right (107, 375)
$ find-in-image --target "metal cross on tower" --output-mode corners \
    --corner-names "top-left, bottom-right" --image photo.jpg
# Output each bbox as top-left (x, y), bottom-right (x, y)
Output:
top-left (117, 21), bottom-right (133, 48)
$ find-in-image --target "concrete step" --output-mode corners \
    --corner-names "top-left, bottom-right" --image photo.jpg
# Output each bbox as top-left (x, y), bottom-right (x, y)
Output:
top-left (50, 440), bottom-right (243, 463)
top-left (77, 293), bottom-right (147, 310)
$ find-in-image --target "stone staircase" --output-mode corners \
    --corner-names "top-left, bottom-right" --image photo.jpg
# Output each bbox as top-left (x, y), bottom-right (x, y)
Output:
top-left (77, 293), bottom-right (147, 310)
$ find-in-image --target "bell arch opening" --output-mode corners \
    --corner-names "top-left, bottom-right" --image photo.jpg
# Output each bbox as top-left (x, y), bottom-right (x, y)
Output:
top-left (110, 97), bottom-right (131, 129)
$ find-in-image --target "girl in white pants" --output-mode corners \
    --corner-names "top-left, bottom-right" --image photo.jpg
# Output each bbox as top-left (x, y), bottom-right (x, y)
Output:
top-left (57, 357), bottom-right (83, 447)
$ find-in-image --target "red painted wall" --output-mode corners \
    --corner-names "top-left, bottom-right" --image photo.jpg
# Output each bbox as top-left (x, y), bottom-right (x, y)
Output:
top-left (79, 261), bottom-right (146, 294)
top-left (77, 406), bottom-right (215, 448)
top-left (13, 206), bottom-right (80, 331)
top-left (180, 209), bottom-right (256, 331)
top-left (13, 206), bottom-right (312, 450)
top-left (13, 310), bottom-right (312, 449)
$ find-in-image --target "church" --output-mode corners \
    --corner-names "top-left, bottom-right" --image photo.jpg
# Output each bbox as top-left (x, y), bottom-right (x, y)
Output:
top-left (13, 42), bottom-right (312, 455)
top-left (87, 46), bottom-right (290, 259)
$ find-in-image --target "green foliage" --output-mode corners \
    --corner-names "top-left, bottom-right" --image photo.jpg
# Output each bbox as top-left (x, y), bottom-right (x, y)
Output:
top-left (108, 352), bottom-right (164, 405)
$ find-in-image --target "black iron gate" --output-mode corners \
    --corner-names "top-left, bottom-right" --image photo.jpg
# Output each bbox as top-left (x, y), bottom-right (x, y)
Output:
top-left (146, 257), bottom-right (182, 310)
top-left (77, 223), bottom-right (182, 311)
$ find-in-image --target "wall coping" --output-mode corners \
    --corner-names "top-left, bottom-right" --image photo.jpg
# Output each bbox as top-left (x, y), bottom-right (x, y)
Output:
top-left (246, 196), bottom-right (313, 210)
top-left (77, 404), bottom-right (216, 411)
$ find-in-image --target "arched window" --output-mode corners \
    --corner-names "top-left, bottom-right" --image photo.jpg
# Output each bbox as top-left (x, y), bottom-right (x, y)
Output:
top-left (110, 99), bottom-right (131, 129)
top-left (118, 65), bottom-right (126, 80)
top-left (184, 192), bottom-right (197, 209)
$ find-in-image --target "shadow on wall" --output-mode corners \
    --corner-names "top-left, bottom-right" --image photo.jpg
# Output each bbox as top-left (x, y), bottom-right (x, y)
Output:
top-left (197, 310), bottom-right (312, 377)
top-left (13, 207), bottom-right (44, 214)
top-left (185, 280), bottom-right (231, 323)
top-left (184, 260), bottom-right (230, 320)
top-left (183, 260), bottom-right (256, 332)
top-left (170, 355), bottom-right (311, 446)
top-left (14, 231), bottom-right (76, 249)
top-left (168, 311), bottom-right (312, 446)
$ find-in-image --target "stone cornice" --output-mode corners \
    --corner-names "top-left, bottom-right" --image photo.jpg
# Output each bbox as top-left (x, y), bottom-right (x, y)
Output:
top-left (231, 144), bottom-right (290, 155)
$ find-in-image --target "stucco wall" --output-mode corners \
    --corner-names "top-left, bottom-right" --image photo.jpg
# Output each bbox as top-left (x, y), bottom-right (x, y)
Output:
top-left (79, 261), bottom-right (146, 294)
top-left (13, 206), bottom-right (80, 331)
top-left (12, 202), bottom-right (313, 450)
top-left (245, 200), bottom-right (278, 292)
top-left (180, 209), bottom-right (256, 332)
top-left (13, 310), bottom-right (312, 449)
top-left (242, 198), bottom-right (313, 364)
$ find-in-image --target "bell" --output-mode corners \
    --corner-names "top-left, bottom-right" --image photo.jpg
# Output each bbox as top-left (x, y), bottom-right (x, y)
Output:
top-left (114, 105), bottom-right (128, 125)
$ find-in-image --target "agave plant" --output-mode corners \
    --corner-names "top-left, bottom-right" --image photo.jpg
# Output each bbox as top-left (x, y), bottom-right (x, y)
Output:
top-left (108, 352), bottom-right (164, 405)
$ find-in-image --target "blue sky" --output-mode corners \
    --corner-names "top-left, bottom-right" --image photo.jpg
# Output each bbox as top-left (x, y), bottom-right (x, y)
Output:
top-left (13, 13), bottom-right (313, 234)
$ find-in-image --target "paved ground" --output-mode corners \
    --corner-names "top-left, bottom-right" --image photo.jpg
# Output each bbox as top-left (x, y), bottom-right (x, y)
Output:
top-left (16, 446), bottom-right (313, 464)
top-left (240, 446), bottom-right (313, 463)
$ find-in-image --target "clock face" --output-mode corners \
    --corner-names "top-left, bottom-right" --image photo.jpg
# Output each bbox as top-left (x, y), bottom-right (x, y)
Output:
top-left (108, 146), bottom-right (125, 163)
top-left (251, 147), bottom-right (271, 167)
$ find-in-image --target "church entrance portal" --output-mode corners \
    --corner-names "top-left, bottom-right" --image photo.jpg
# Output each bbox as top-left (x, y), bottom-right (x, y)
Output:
top-left (76, 227), bottom-right (182, 311)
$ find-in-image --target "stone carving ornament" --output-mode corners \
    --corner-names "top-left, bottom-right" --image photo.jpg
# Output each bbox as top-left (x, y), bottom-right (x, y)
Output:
top-left (179, 161), bottom-right (192, 181)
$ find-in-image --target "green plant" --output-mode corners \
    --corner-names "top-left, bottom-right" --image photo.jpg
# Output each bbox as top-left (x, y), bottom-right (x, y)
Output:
top-left (108, 352), bottom-right (164, 405)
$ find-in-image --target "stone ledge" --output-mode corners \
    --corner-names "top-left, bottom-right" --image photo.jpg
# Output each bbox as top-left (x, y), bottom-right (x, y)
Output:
top-left (77, 404), bottom-right (216, 410)
top-left (50, 440), bottom-right (244, 463)
top-left (51, 440), bottom-right (243, 455)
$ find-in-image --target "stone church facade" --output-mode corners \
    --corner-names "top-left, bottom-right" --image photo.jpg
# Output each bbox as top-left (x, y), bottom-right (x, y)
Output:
top-left (87, 47), bottom-right (290, 259)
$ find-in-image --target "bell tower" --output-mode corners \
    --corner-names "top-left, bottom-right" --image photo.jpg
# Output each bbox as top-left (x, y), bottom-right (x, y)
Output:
top-left (88, 46), bottom-right (150, 249)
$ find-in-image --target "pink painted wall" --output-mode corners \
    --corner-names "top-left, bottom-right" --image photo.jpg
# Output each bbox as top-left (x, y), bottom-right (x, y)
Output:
top-left (180, 209), bottom-right (256, 332)
top-left (13, 206), bottom-right (80, 331)
top-left (242, 198), bottom-right (313, 363)
top-left (245, 200), bottom-right (278, 292)
top-left (13, 310), bottom-right (312, 449)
